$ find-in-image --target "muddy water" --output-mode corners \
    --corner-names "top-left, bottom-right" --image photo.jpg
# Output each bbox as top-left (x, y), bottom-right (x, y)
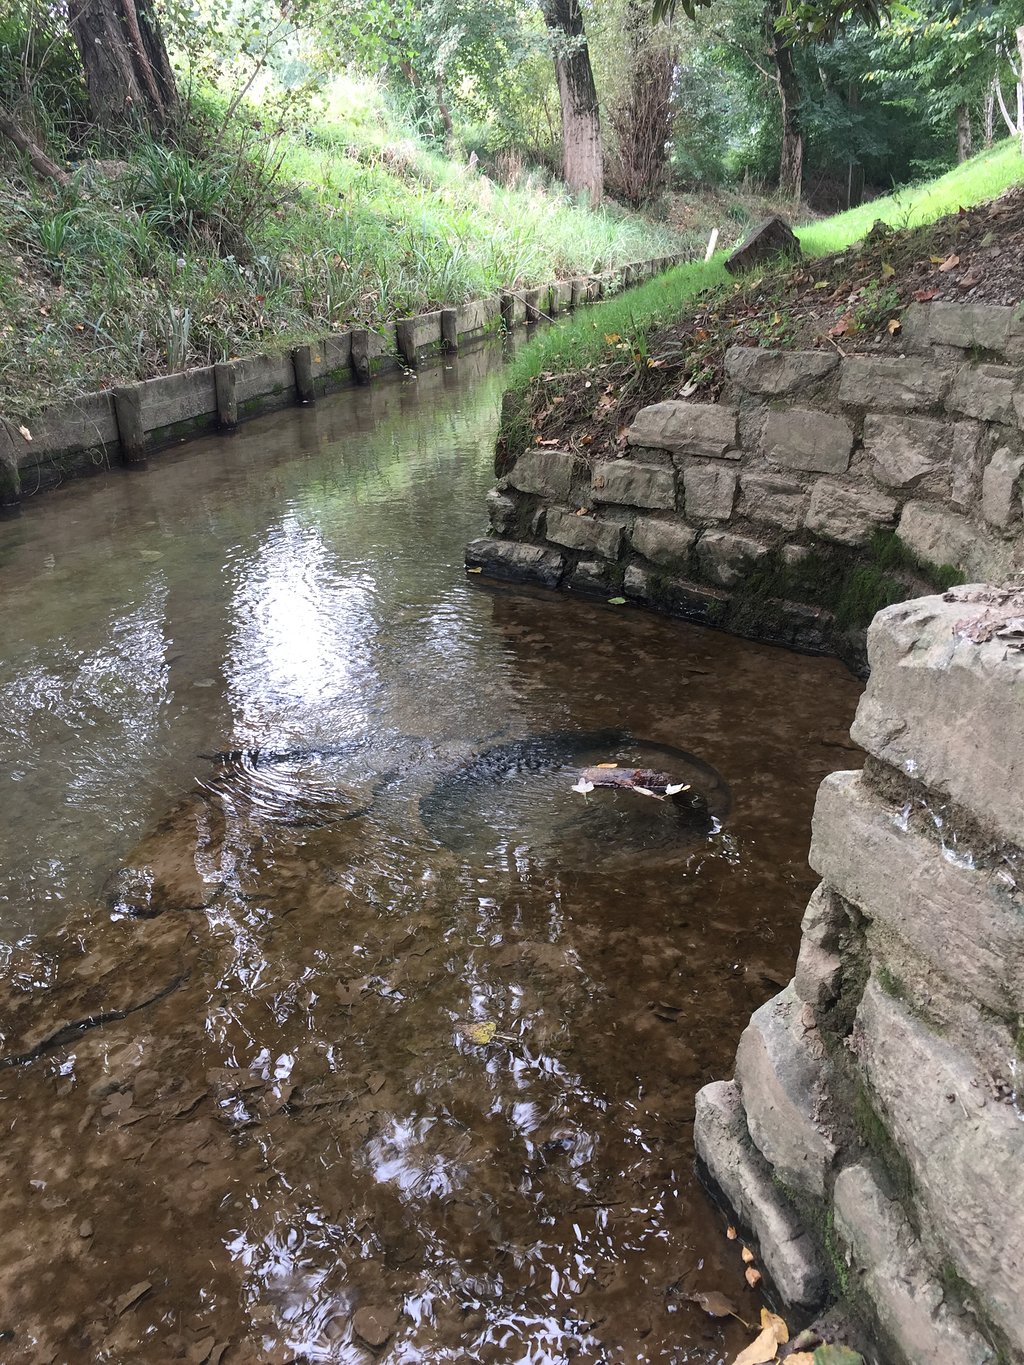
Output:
top-left (0, 348), bottom-right (862, 1364)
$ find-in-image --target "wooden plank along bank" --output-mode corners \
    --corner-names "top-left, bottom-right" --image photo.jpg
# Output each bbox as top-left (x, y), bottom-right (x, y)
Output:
top-left (0, 254), bottom-right (683, 507)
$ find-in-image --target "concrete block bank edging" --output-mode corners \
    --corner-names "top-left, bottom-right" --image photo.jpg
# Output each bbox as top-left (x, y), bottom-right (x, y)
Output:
top-left (0, 252), bottom-right (683, 505)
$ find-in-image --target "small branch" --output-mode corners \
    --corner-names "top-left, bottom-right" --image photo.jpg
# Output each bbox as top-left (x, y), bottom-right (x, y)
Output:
top-left (0, 108), bottom-right (69, 185)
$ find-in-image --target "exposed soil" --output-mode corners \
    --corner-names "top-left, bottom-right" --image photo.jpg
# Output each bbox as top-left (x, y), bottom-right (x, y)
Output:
top-left (509, 185), bottom-right (1024, 466)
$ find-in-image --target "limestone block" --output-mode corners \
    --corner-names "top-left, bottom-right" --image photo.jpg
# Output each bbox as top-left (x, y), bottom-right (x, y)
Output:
top-left (464, 538), bottom-right (564, 589)
top-left (896, 501), bottom-right (1014, 580)
top-left (683, 463), bottom-right (737, 520)
top-left (981, 446), bottom-right (1023, 529)
top-left (313, 333), bottom-right (353, 379)
top-left (763, 408), bottom-right (854, 474)
top-left (739, 473), bottom-right (807, 531)
top-left (630, 517), bottom-right (696, 570)
top-left (950, 421), bottom-right (985, 510)
top-left (793, 884), bottom-right (843, 1010)
top-left (696, 530), bottom-right (769, 587)
top-left (903, 300), bottom-right (1016, 355)
top-left (570, 559), bottom-right (611, 592)
top-left (805, 480), bottom-right (897, 546)
top-left (839, 356), bottom-right (951, 410)
top-left (591, 459), bottom-right (675, 509)
top-left (507, 448), bottom-right (576, 500)
top-left (809, 771), bottom-right (1024, 1014)
top-left (850, 593), bottom-right (1024, 850)
top-left (946, 363), bottom-right (1020, 424)
top-left (734, 983), bottom-right (837, 1200)
top-left (833, 1162), bottom-right (997, 1365)
top-left (694, 1080), bottom-right (827, 1309)
top-left (624, 564), bottom-right (649, 598)
top-left (486, 489), bottom-right (517, 535)
top-left (856, 979), bottom-right (1024, 1356)
top-left (725, 346), bottom-right (838, 396)
top-left (545, 507), bottom-right (624, 558)
top-left (863, 414), bottom-right (948, 490)
top-left (627, 401), bottom-right (738, 459)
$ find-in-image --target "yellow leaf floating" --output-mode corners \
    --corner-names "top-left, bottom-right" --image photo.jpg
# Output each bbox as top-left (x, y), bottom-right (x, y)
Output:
top-left (466, 1021), bottom-right (496, 1045)
top-left (760, 1307), bottom-right (789, 1345)
top-left (731, 1324), bottom-right (779, 1365)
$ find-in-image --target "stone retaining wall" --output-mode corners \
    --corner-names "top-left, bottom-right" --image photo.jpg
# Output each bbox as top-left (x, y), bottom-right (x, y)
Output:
top-left (468, 302), bottom-right (1024, 668)
top-left (695, 589), bottom-right (1024, 1365)
top-left (0, 252), bottom-right (681, 505)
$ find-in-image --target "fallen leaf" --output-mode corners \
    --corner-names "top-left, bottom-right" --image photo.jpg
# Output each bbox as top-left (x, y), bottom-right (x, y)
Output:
top-left (886, 318), bottom-right (901, 334)
top-left (812, 1348), bottom-right (864, 1365)
top-left (880, 261), bottom-right (895, 278)
top-left (761, 1307), bottom-right (789, 1345)
top-left (366, 1071), bottom-right (386, 1093)
top-left (913, 288), bottom-right (938, 303)
top-left (726, 1225), bottom-right (738, 1240)
top-left (607, 596), bottom-right (627, 605)
top-left (828, 316), bottom-right (852, 338)
top-left (731, 1324), bottom-right (778, 1365)
top-left (536, 437), bottom-right (560, 446)
top-left (596, 762), bottom-right (619, 769)
top-left (929, 255), bottom-right (945, 264)
top-left (741, 1246), bottom-right (755, 1263)
top-left (18, 424), bottom-right (32, 442)
top-left (785, 1356), bottom-right (816, 1364)
top-left (937, 254), bottom-right (960, 272)
top-left (744, 1266), bottom-right (762, 1288)
top-left (113, 1280), bottom-right (153, 1316)
top-left (813, 280), bottom-right (830, 290)
top-left (466, 567), bottom-right (482, 574)
top-left (604, 333), bottom-right (621, 344)
top-left (465, 1021), bottom-right (497, 1045)
top-left (686, 1290), bottom-right (740, 1318)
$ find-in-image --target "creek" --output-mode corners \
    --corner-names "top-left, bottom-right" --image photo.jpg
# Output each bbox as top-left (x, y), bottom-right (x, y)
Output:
top-left (0, 344), bottom-right (861, 1363)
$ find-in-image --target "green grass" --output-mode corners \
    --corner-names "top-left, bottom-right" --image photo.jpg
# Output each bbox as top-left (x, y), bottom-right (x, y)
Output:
top-left (0, 82), bottom-right (683, 420)
top-left (508, 137), bottom-right (1024, 392)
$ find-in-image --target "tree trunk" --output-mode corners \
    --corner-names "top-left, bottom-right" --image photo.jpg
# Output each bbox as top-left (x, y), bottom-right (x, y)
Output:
top-left (542, 0), bottom-right (603, 206)
top-left (1018, 26), bottom-right (1024, 154)
top-left (612, 0), bottom-right (674, 208)
top-left (956, 104), bottom-right (972, 162)
top-left (69, 0), bottom-right (177, 139)
top-left (983, 78), bottom-right (995, 148)
top-left (0, 110), bottom-right (70, 185)
top-left (435, 74), bottom-right (454, 144)
top-left (766, 0), bottom-right (802, 203)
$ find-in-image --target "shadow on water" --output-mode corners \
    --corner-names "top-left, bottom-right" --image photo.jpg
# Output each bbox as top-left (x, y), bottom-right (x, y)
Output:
top-left (0, 344), bottom-right (863, 1363)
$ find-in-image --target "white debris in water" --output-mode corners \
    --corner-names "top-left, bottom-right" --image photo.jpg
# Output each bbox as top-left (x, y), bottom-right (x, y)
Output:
top-left (571, 779), bottom-right (594, 795)
top-left (903, 757), bottom-right (919, 776)
top-left (940, 841), bottom-right (976, 870)
top-left (893, 802), bottom-right (911, 832)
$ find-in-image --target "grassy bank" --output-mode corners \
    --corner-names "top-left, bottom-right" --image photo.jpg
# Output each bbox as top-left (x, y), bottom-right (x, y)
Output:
top-left (0, 83), bottom-right (683, 421)
top-left (508, 137), bottom-right (1024, 393)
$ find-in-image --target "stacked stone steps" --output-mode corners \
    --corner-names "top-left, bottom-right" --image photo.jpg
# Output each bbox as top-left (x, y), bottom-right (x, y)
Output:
top-left (693, 592), bottom-right (1024, 1365)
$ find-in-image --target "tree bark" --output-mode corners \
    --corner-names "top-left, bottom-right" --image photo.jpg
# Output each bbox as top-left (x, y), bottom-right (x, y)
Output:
top-left (0, 110), bottom-right (70, 185)
top-left (435, 74), bottom-right (454, 143)
top-left (845, 80), bottom-right (863, 209)
top-left (983, 78), bottom-right (995, 148)
top-left (766, 0), bottom-right (802, 202)
top-left (542, 0), bottom-right (604, 206)
top-left (69, 0), bottom-right (177, 138)
top-left (956, 104), bottom-right (972, 162)
top-left (1018, 26), bottom-right (1024, 154)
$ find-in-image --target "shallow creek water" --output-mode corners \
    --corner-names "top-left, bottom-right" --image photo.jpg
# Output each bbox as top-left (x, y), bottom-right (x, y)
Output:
top-left (0, 347), bottom-right (862, 1364)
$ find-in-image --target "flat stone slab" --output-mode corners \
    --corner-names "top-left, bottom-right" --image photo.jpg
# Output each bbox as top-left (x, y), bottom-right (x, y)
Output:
top-left (591, 459), bottom-right (676, 509)
top-left (833, 1162), bottom-right (997, 1365)
top-left (850, 592), bottom-right (1024, 850)
top-left (838, 356), bottom-right (952, 410)
top-left (694, 1080), bottom-right (826, 1309)
top-left (544, 507), bottom-right (623, 558)
top-left (863, 414), bottom-right (949, 491)
top-left (725, 346), bottom-right (837, 396)
top-left (763, 408), bottom-right (853, 474)
top-left (735, 983), bottom-right (837, 1200)
top-left (627, 402), bottom-right (738, 459)
top-left (683, 464), bottom-right (737, 520)
top-left (855, 978), bottom-right (1024, 1357)
top-left (630, 517), bottom-right (696, 570)
top-left (810, 771), bottom-right (1024, 1014)
top-left (805, 480), bottom-right (897, 546)
top-left (696, 530), bottom-right (769, 588)
top-left (507, 448), bottom-right (577, 501)
top-left (464, 538), bottom-right (564, 589)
